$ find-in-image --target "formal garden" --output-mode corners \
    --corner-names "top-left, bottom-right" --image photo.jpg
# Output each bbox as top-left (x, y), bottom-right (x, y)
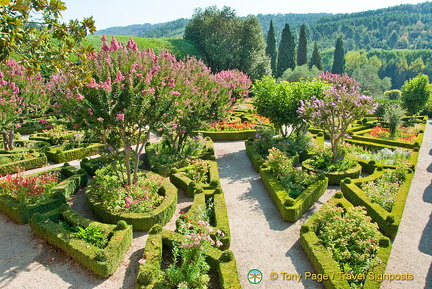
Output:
top-left (0, 33), bottom-right (431, 289)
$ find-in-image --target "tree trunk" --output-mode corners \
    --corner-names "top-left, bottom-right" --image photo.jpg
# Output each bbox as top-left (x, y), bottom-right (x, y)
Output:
top-left (2, 130), bottom-right (14, 150)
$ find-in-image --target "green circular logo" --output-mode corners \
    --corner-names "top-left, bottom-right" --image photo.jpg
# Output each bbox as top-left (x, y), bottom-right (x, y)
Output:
top-left (248, 269), bottom-right (263, 284)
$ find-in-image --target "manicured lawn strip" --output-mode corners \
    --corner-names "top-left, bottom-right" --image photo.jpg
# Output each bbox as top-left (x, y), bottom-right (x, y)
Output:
top-left (0, 164), bottom-right (87, 224)
top-left (136, 226), bottom-right (241, 289)
top-left (260, 167), bottom-right (328, 222)
top-left (45, 143), bottom-right (103, 163)
top-left (300, 194), bottom-right (392, 289)
top-left (340, 167), bottom-right (414, 239)
top-left (30, 204), bottom-right (133, 277)
top-left (86, 171), bottom-right (178, 231)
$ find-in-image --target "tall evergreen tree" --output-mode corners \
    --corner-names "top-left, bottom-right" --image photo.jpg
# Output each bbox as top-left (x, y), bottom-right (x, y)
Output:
top-left (265, 20), bottom-right (278, 76)
top-left (297, 24), bottom-right (308, 66)
top-left (309, 41), bottom-right (323, 70)
top-left (276, 23), bottom-right (296, 78)
top-left (331, 36), bottom-right (346, 74)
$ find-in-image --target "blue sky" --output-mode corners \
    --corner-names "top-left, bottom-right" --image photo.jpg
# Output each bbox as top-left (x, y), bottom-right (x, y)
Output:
top-left (61, 0), bottom-right (429, 30)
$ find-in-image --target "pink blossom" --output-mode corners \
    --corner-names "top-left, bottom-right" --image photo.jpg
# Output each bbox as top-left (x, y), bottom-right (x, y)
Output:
top-left (97, 117), bottom-right (104, 122)
top-left (116, 113), bottom-right (125, 121)
top-left (125, 197), bottom-right (133, 204)
top-left (76, 93), bottom-right (85, 101)
top-left (38, 119), bottom-right (48, 124)
top-left (114, 71), bottom-right (125, 83)
top-left (73, 124), bottom-right (79, 129)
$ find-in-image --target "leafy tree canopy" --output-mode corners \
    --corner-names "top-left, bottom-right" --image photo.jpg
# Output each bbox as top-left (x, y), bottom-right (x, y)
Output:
top-left (0, 0), bottom-right (96, 71)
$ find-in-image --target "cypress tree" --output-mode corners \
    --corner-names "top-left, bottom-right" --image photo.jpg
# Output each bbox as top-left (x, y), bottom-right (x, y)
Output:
top-left (265, 20), bottom-right (277, 76)
top-left (331, 36), bottom-right (345, 74)
top-left (277, 23), bottom-right (295, 78)
top-left (297, 24), bottom-right (308, 66)
top-left (309, 41), bottom-right (323, 70)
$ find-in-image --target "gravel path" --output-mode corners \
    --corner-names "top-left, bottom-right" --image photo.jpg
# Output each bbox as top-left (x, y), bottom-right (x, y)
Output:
top-left (381, 119), bottom-right (432, 289)
top-left (214, 140), bottom-right (336, 289)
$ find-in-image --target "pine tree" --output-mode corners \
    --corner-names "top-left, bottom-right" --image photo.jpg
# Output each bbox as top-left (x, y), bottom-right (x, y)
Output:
top-left (309, 42), bottom-right (323, 70)
top-left (276, 23), bottom-right (296, 78)
top-left (265, 20), bottom-right (278, 76)
top-left (331, 36), bottom-right (346, 74)
top-left (297, 24), bottom-right (308, 66)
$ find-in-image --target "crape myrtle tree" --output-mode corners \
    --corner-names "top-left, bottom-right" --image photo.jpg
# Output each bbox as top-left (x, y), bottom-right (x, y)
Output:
top-left (49, 36), bottom-right (251, 186)
top-left (0, 59), bottom-right (50, 150)
top-left (401, 73), bottom-right (432, 117)
top-left (253, 76), bottom-right (328, 138)
top-left (298, 72), bottom-right (377, 162)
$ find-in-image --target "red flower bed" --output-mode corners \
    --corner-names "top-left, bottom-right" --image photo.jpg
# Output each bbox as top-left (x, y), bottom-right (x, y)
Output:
top-left (367, 125), bottom-right (418, 142)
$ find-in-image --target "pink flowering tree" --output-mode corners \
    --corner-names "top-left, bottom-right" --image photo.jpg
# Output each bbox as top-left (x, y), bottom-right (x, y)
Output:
top-left (0, 59), bottom-right (50, 150)
top-left (158, 68), bottom-right (251, 153)
top-left (298, 73), bottom-right (377, 162)
top-left (50, 36), bottom-right (250, 186)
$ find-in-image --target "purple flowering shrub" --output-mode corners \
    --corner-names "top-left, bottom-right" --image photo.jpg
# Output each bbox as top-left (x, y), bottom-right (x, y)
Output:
top-left (298, 73), bottom-right (377, 162)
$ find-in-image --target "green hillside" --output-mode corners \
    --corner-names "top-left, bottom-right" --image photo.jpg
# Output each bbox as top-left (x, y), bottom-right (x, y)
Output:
top-left (84, 35), bottom-right (205, 60)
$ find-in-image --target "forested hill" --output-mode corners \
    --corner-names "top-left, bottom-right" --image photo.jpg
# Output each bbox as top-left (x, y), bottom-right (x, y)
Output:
top-left (95, 1), bottom-right (432, 51)
top-left (310, 2), bottom-right (432, 51)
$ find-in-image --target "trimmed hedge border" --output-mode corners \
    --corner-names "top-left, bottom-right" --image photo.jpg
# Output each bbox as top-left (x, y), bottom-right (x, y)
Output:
top-left (30, 204), bottom-right (133, 277)
top-left (0, 154), bottom-right (47, 176)
top-left (302, 159), bottom-right (362, 186)
top-left (135, 226), bottom-right (241, 289)
top-left (340, 167), bottom-right (414, 239)
top-left (300, 194), bottom-right (392, 289)
top-left (169, 160), bottom-right (221, 197)
top-left (260, 167), bottom-right (328, 222)
top-left (45, 143), bottom-right (102, 163)
top-left (86, 171), bottom-right (178, 231)
top-left (29, 131), bottom-right (76, 145)
top-left (195, 130), bottom-right (257, 141)
top-left (0, 164), bottom-right (87, 224)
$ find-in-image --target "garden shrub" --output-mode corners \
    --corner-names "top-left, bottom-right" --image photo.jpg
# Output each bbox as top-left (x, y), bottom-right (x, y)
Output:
top-left (300, 195), bottom-right (391, 289)
top-left (30, 204), bottom-right (133, 277)
top-left (341, 167), bottom-right (414, 239)
top-left (86, 168), bottom-right (178, 231)
top-left (135, 228), bottom-right (241, 289)
top-left (45, 143), bottom-right (102, 163)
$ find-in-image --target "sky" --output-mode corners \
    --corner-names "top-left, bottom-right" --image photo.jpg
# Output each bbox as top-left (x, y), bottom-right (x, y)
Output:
top-left (61, 0), bottom-right (430, 30)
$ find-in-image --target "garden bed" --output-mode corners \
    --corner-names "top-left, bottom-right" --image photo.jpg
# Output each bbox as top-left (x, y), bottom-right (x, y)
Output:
top-left (340, 166), bottom-right (414, 239)
top-left (86, 171), bottom-right (178, 231)
top-left (302, 159), bottom-right (362, 186)
top-left (300, 193), bottom-right (392, 289)
top-left (0, 164), bottom-right (87, 224)
top-left (169, 160), bottom-right (221, 197)
top-left (260, 167), bottom-right (328, 222)
top-left (136, 226), bottom-right (241, 289)
top-left (145, 137), bottom-right (216, 177)
top-left (30, 204), bottom-right (133, 277)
